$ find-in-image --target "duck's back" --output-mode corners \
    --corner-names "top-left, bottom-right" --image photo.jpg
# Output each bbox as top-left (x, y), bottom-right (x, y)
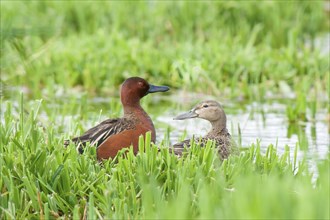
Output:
top-left (65, 118), bottom-right (135, 153)
top-left (172, 129), bottom-right (231, 159)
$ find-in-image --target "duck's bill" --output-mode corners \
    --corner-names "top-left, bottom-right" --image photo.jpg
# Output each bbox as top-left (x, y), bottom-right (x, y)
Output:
top-left (173, 111), bottom-right (198, 120)
top-left (148, 84), bottom-right (170, 93)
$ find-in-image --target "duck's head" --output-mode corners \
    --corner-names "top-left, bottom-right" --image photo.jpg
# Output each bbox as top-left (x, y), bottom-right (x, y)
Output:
top-left (174, 100), bottom-right (225, 122)
top-left (120, 77), bottom-right (169, 106)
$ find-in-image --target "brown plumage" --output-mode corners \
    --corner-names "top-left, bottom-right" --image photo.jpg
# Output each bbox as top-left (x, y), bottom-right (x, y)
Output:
top-left (64, 118), bottom-right (134, 154)
top-left (172, 100), bottom-right (232, 159)
top-left (64, 77), bottom-right (169, 160)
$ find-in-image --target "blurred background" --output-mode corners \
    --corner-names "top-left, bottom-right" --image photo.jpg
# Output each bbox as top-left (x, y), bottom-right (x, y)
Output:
top-left (1, 1), bottom-right (329, 156)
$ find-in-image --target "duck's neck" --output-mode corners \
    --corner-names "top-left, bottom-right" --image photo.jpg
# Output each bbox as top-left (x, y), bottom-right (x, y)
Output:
top-left (123, 102), bottom-right (152, 123)
top-left (123, 102), bottom-right (156, 141)
top-left (207, 118), bottom-right (227, 137)
top-left (124, 102), bottom-right (143, 116)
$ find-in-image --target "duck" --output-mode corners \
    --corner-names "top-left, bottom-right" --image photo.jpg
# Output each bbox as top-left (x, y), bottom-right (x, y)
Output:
top-left (64, 77), bottom-right (169, 160)
top-left (172, 100), bottom-right (232, 159)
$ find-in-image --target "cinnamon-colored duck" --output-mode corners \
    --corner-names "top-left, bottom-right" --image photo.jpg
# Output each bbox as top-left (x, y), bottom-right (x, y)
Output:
top-left (172, 100), bottom-right (232, 159)
top-left (65, 77), bottom-right (169, 160)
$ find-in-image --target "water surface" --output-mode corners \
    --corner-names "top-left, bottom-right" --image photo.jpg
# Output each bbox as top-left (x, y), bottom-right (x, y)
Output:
top-left (157, 102), bottom-right (329, 161)
top-left (1, 90), bottom-right (329, 163)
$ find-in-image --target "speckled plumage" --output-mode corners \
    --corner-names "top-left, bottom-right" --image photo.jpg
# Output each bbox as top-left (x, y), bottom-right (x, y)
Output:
top-left (172, 100), bottom-right (232, 159)
top-left (172, 128), bottom-right (231, 159)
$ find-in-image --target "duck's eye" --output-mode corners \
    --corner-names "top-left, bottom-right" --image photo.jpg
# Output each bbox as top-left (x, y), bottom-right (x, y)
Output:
top-left (203, 104), bottom-right (209, 108)
top-left (138, 81), bottom-right (144, 87)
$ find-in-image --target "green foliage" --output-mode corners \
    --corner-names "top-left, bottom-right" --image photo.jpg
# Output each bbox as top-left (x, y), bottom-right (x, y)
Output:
top-left (1, 99), bottom-right (329, 219)
top-left (1, 1), bottom-right (329, 100)
top-left (1, 2), bottom-right (329, 219)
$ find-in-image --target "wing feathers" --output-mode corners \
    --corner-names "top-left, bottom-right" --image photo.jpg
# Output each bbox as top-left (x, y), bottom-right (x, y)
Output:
top-left (65, 118), bottom-right (135, 153)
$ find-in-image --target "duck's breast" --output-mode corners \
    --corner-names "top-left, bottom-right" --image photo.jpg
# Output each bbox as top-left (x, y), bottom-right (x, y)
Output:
top-left (96, 123), bottom-right (155, 160)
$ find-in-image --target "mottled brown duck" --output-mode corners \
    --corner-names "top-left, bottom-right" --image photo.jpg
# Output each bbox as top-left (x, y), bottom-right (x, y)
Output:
top-left (172, 100), bottom-right (232, 159)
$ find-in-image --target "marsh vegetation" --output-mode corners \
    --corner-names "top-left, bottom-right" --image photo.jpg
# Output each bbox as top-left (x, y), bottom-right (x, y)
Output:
top-left (1, 1), bottom-right (329, 219)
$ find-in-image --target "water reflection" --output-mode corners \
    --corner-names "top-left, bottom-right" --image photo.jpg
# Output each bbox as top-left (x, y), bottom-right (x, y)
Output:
top-left (157, 102), bottom-right (329, 160)
top-left (1, 93), bottom-right (329, 161)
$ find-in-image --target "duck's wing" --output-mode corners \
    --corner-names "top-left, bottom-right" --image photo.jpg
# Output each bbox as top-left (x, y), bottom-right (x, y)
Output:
top-left (171, 139), bottom-right (191, 155)
top-left (214, 137), bottom-right (231, 159)
top-left (64, 118), bottom-right (135, 153)
top-left (171, 135), bottom-right (232, 159)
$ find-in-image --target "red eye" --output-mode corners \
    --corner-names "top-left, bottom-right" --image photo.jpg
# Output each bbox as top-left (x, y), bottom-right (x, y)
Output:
top-left (138, 81), bottom-right (144, 87)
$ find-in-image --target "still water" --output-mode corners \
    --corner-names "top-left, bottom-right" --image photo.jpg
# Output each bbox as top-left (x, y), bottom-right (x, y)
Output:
top-left (154, 96), bottom-right (329, 180)
top-left (157, 101), bottom-right (329, 161)
top-left (1, 91), bottom-right (329, 162)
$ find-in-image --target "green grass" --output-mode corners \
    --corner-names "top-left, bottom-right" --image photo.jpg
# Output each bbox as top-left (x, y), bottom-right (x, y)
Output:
top-left (1, 99), bottom-right (329, 219)
top-left (1, 2), bottom-right (329, 219)
top-left (1, 1), bottom-right (329, 101)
